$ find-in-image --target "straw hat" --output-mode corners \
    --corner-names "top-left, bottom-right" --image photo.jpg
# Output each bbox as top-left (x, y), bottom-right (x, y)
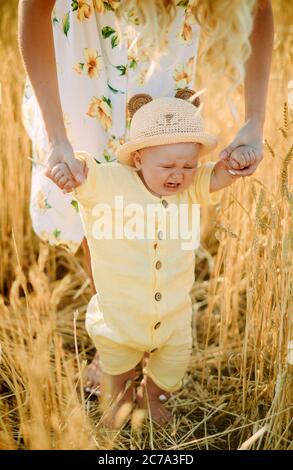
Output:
top-left (116, 88), bottom-right (218, 166)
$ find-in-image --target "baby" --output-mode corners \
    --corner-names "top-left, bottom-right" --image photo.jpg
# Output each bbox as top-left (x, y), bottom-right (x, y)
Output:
top-left (50, 89), bottom-right (256, 428)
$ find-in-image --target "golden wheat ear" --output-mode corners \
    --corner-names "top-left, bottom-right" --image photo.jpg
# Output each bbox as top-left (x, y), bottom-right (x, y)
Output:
top-left (175, 88), bottom-right (200, 107)
top-left (127, 94), bottom-right (153, 118)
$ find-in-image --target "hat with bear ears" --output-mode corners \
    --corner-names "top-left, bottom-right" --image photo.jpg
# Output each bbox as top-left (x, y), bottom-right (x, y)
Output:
top-left (116, 88), bottom-right (218, 166)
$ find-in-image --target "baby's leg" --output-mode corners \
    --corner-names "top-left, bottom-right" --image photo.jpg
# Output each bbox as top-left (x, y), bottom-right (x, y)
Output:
top-left (136, 374), bottom-right (172, 426)
top-left (85, 325), bottom-right (144, 428)
top-left (100, 368), bottom-right (137, 429)
top-left (137, 336), bottom-right (192, 426)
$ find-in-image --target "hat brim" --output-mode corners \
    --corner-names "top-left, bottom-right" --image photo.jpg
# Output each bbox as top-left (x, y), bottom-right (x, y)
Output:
top-left (116, 133), bottom-right (218, 166)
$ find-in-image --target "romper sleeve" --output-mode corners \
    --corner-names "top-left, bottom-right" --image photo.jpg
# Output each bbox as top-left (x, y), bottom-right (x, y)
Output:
top-left (188, 161), bottom-right (225, 206)
top-left (69, 151), bottom-right (101, 206)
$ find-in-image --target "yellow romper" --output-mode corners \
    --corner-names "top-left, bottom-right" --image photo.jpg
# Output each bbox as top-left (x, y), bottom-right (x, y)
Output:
top-left (72, 151), bottom-right (224, 392)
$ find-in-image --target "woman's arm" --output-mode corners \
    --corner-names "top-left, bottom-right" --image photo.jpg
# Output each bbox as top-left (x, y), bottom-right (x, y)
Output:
top-left (18, 0), bottom-right (66, 143)
top-left (18, 0), bottom-right (85, 184)
top-left (244, 0), bottom-right (274, 126)
top-left (219, 0), bottom-right (274, 175)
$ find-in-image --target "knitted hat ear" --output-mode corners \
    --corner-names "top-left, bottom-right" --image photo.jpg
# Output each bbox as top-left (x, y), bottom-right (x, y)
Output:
top-left (175, 88), bottom-right (200, 107)
top-left (127, 94), bottom-right (153, 118)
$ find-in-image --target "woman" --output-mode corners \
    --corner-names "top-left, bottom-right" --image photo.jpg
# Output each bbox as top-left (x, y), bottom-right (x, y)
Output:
top-left (18, 0), bottom-right (274, 394)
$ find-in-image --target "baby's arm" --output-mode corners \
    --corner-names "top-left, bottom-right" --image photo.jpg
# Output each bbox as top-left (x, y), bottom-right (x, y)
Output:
top-left (210, 145), bottom-right (256, 192)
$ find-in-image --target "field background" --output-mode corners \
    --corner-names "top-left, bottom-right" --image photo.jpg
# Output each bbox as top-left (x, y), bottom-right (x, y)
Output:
top-left (0, 0), bottom-right (292, 450)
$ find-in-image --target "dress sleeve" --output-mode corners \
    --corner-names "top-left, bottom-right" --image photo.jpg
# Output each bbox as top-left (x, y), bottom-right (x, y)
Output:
top-left (69, 151), bottom-right (101, 206)
top-left (188, 161), bottom-right (225, 206)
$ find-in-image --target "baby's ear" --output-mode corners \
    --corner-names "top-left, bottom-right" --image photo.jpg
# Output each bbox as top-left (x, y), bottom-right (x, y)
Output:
top-left (131, 150), bottom-right (142, 169)
top-left (175, 88), bottom-right (200, 107)
top-left (127, 94), bottom-right (153, 118)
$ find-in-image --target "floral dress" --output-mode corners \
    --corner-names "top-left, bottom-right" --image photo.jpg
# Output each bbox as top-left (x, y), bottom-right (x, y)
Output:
top-left (22, 0), bottom-right (201, 254)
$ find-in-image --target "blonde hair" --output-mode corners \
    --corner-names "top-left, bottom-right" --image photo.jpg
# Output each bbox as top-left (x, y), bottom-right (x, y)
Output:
top-left (117, 0), bottom-right (258, 92)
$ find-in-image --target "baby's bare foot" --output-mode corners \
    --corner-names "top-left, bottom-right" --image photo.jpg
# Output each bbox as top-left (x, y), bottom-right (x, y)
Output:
top-left (100, 369), bottom-right (136, 429)
top-left (84, 351), bottom-right (101, 397)
top-left (136, 376), bottom-right (172, 427)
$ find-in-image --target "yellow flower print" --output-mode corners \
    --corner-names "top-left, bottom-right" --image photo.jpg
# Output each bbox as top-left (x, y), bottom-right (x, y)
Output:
top-left (87, 96), bottom-right (112, 131)
top-left (128, 51), bottom-right (138, 71)
top-left (107, 0), bottom-right (120, 10)
top-left (103, 135), bottom-right (124, 162)
top-left (93, 0), bottom-right (120, 13)
top-left (173, 57), bottom-right (194, 89)
top-left (124, 7), bottom-right (140, 26)
top-left (84, 48), bottom-right (102, 79)
top-left (136, 68), bottom-right (148, 87)
top-left (73, 63), bottom-right (83, 75)
top-left (75, 1), bottom-right (92, 22)
top-left (107, 135), bottom-right (125, 154)
top-left (36, 191), bottom-right (50, 210)
top-left (39, 231), bottom-right (79, 253)
top-left (177, 5), bottom-right (196, 44)
top-left (176, 4), bottom-right (196, 44)
top-left (185, 5), bottom-right (197, 25)
top-left (73, 49), bottom-right (102, 79)
top-left (177, 21), bottom-right (192, 44)
top-left (93, 0), bottom-right (105, 13)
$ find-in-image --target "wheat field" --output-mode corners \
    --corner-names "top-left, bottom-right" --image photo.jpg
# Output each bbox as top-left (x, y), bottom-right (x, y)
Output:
top-left (0, 0), bottom-right (292, 450)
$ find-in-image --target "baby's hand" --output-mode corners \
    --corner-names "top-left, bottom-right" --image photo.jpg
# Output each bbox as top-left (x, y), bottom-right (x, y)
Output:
top-left (50, 161), bottom-right (88, 194)
top-left (224, 145), bottom-right (257, 175)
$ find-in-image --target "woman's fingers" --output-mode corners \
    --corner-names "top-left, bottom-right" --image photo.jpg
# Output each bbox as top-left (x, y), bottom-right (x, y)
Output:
top-left (65, 157), bottom-right (86, 184)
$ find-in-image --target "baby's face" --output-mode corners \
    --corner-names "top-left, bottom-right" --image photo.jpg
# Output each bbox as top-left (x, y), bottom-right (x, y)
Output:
top-left (132, 142), bottom-right (201, 197)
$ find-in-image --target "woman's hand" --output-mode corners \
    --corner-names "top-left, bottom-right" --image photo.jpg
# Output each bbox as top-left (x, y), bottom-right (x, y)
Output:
top-left (44, 139), bottom-right (86, 190)
top-left (218, 118), bottom-right (264, 176)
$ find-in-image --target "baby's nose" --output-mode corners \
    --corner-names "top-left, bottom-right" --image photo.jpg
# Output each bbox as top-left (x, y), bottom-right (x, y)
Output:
top-left (170, 169), bottom-right (183, 181)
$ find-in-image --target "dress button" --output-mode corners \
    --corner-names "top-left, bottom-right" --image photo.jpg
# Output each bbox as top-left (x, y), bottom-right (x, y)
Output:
top-left (155, 260), bottom-right (162, 270)
top-left (155, 292), bottom-right (162, 301)
top-left (154, 322), bottom-right (161, 330)
top-left (162, 199), bottom-right (168, 208)
top-left (157, 230), bottom-right (164, 240)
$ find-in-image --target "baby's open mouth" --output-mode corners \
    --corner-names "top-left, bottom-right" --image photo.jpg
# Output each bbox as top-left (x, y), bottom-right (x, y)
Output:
top-left (164, 182), bottom-right (180, 189)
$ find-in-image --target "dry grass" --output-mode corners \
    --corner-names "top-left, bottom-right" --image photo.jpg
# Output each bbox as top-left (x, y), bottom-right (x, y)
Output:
top-left (0, 0), bottom-right (292, 450)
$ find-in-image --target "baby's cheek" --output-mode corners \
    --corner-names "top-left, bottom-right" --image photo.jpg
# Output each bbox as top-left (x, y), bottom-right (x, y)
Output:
top-left (186, 170), bottom-right (196, 185)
